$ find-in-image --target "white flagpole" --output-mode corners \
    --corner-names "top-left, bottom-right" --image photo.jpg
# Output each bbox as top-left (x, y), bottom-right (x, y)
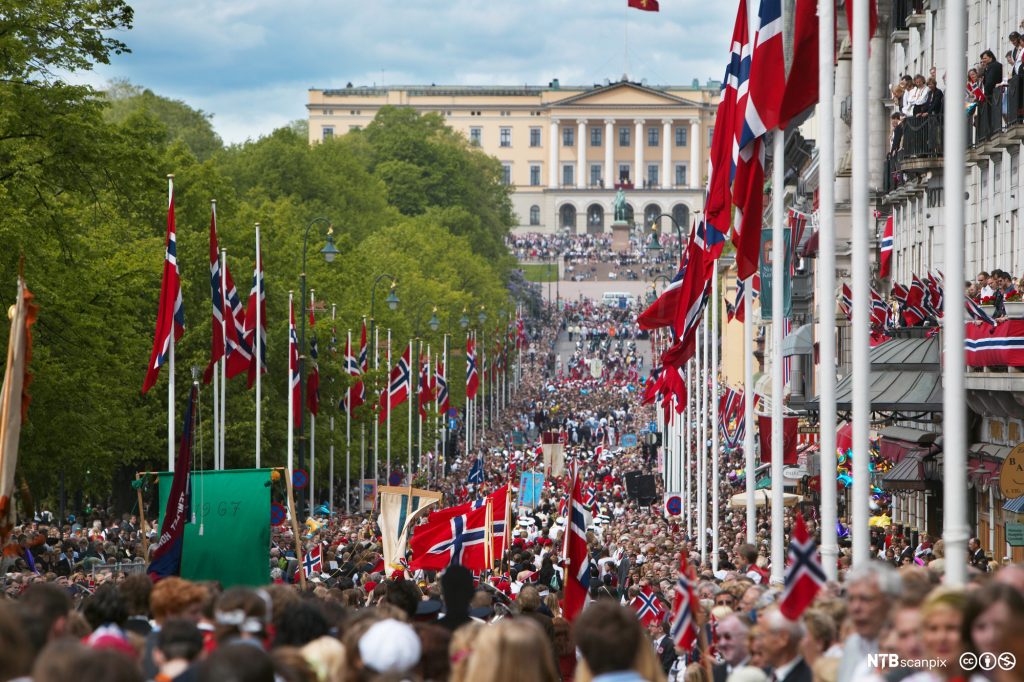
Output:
top-left (943, 0), bottom-right (968, 586)
top-left (373, 325), bottom-right (380, 485)
top-left (696, 314), bottom-right (704, 564)
top-left (770, 128), bottom-right (786, 583)
top-left (817, 0), bottom-right (839, 581)
top-left (167, 174), bottom-right (175, 473)
top-left (331, 304), bottom-right (337, 516)
top-left (851, 0), bottom-right (871, 569)
top-left (700, 309), bottom-right (709, 567)
top-left (711, 261), bottom-right (720, 572)
top-left (423, 344), bottom-right (430, 480)
top-left (255, 222), bottom-right (263, 469)
top-left (309, 288), bottom-right (316, 515)
top-left (287, 291), bottom-right (295, 479)
top-left (407, 338), bottom-right (413, 482)
top-left (480, 331), bottom-right (486, 445)
top-left (743, 281), bottom-right (756, 542)
top-left (386, 329), bottom-right (392, 480)
top-left (346, 326), bottom-right (351, 516)
top-left (212, 200), bottom-right (221, 471)
top-left (441, 335), bottom-right (448, 480)
top-left (220, 245), bottom-right (228, 470)
top-left (686, 357), bottom-right (693, 539)
top-left (213, 340), bottom-right (220, 470)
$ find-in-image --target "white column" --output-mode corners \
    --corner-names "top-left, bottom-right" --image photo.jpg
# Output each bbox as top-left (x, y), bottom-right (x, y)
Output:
top-left (549, 119), bottom-right (559, 188)
top-left (689, 120), bottom-right (701, 189)
top-left (605, 119), bottom-right (615, 188)
top-left (577, 119), bottom-right (587, 189)
top-left (634, 119), bottom-right (644, 186)
top-left (662, 119), bottom-right (672, 189)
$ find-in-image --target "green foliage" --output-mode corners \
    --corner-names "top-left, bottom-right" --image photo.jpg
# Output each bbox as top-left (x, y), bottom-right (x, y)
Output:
top-left (0, 18), bottom-right (526, 512)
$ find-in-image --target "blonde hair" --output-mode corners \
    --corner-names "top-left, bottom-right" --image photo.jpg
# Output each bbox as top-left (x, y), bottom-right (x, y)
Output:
top-left (920, 586), bottom-right (967, 621)
top-left (448, 621), bottom-right (484, 682)
top-left (462, 619), bottom-right (558, 682)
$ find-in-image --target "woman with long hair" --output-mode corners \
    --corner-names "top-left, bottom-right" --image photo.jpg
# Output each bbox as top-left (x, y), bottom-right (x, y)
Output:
top-left (462, 619), bottom-right (559, 682)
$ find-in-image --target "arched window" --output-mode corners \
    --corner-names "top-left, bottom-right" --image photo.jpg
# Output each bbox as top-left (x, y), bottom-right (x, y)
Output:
top-left (529, 205), bottom-right (540, 226)
top-left (624, 203), bottom-right (635, 225)
top-left (672, 204), bottom-right (690, 231)
top-left (560, 204), bottom-right (577, 230)
top-left (587, 204), bottom-right (604, 232)
top-left (644, 204), bottom-right (662, 233)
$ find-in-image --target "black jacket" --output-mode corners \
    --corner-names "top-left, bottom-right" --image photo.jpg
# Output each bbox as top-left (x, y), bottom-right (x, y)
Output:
top-left (983, 61), bottom-right (1004, 99)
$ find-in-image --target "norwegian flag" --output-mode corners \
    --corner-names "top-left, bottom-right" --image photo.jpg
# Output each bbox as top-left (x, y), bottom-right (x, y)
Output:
top-left (631, 586), bottom-right (665, 626)
top-left (718, 386), bottom-right (743, 436)
top-left (409, 505), bottom-right (488, 571)
top-left (435, 359), bottom-right (450, 414)
top-left (870, 288), bottom-right (889, 328)
top-left (222, 258), bottom-right (253, 380)
top-left (844, 0), bottom-right (879, 47)
top-left (729, 274), bottom-right (761, 323)
top-left (903, 275), bottom-right (929, 327)
top-left (562, 462), bottom-right (592, 622)
top-left (594, 444), bottom-right (605, 460)
top-left (926, 273), bottom-right (944, 318)
top-left (243, 241), bottom-right (268, 389)
top-left (839, 284), bottom-right (854, 322)
top-left (669, 552), bottom-right (699, 651)
top-left (342, 333), bottom-right (365, 415)
top-left (704, 0), bottom-right (749, 248)
top-left (203, 207), bottom-right (225, 385)
top-left (288, 296), bottom-right (300, 428)
top-left (294, 544), bottom-right (323, 582)
top-left (582, 482), bottom-right (598, 513)
top-left (306, 334), bottom-right (320, 417)
top-left (639, 251), bottom-right (689, 330)
top-left (142, 181), bottom-right (186, 395)
top-left (965, 297), bottom-right (997, 327)
top-left (779, 513), bottom-right (826, 620)
top-left (426, 485), bottom-right (509, 560)
top-left (358, 319), bottom-right (368, 373)
top-left (378, 345), bottom-right (411, 424)
top-left (466, 338), bottom-right (479, 400)
top-left (417, 357), bottom-right (435, 420)
top-left (879, 214), bottom-right (893, 279)
top-left (891, 282), bottom-right (909, 304)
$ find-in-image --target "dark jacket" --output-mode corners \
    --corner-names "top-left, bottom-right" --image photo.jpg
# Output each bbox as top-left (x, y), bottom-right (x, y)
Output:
top-left (983, 61), bottom-right (1004, 99)
top-left (654, 635), bottom-right (677, 674)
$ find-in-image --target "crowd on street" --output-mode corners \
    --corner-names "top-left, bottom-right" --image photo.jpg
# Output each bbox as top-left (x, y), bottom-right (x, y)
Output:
top-left (1, 300), bottom-right (1023, 682)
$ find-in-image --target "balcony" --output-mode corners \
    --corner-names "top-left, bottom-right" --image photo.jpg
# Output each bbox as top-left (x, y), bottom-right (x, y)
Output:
top-left (968, 86), bottom-right (1024, 156)
top-left (898, 115), bottom-right (943, 171)
top-left (890, 0), bottom-right (911, 40)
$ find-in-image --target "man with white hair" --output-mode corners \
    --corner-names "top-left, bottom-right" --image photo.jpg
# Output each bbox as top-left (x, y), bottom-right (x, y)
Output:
top-left (712, 613), bottom-right (752, 682)
top-left (837, 561), bottom-right (902, 682)
top-left (760, 607), bottom-right (812, 682)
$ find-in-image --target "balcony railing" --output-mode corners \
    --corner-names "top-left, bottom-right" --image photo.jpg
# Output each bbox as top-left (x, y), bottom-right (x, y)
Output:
top-left (901, 115), bottom-right (943, 158)
top-left (891, 0), bottom-right (911, 31)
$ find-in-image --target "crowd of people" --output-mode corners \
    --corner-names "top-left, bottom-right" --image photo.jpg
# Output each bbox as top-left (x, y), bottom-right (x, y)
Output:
top-left (1, 301), bottom-right (1023, 682)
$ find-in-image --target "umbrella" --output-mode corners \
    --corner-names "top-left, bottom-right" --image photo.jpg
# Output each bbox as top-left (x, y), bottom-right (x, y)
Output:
top-left (728, 489), bottom-right (803, 509)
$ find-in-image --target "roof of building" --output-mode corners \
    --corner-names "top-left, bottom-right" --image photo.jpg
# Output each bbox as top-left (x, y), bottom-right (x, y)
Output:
top-left (316, 78), bottom-right (722, 98)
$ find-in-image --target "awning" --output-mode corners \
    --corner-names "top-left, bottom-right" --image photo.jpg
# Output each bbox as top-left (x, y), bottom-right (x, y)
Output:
top-left (879, 426), bottom-right (939, 463)
top-left (781, 324), bottom-right (814, 356)
top-left (882, 452), bottom-right (939, 491)
top-left (807, 335), bottom-right (943, 414)
top-left (968, 442), bottom-right (1013, 489)
top-left (1004, 496), bottom-right (1024, 514)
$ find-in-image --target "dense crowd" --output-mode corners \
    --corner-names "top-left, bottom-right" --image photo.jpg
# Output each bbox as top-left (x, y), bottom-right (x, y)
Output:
top-left (1, 302), bottom-right (1023, 682)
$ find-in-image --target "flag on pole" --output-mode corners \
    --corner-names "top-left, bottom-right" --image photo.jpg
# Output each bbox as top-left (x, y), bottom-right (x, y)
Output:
top-left (378, 345), bottom-right (411, 424)
top-left (294, 544), bottom-right (323, 582)
top-left (627, 0), bottom-right (659, 10)
top-left (0, 276), bottom-right (37, 541)
top-left (778, 0), bottom-right (820, 128)
top-left (467, 455), bottom-right (484, 484)
top-left (418, 357), bottom-right (435, 420)
top-left (342, 336), bottom-right (365, 414)
top-left (466, 338), bottom-right (479, 400)
top-left (631, 586), bottom-right (665, 626)
top-left (243, 243), bottom-right (267, 389)
top-left (879, 214), bottom-right (893, 279)
top-left (306, 334), bottom-right (320, 417)
top-left (142, 187), bottom-right (186, 395)
top-left (435, 359), bottom-right (450, 414)
top-left (288, 297), bottom-right (300, 428)
top-left (223, 261), bottom-right (253, 380)
top-left (839, 283), bottom-right (854, 321)
top-left (729, 274), bottom-right (760, 323)
top-left (203, 209), bottom-right (225, 385)
top-left (965, 297), bottom-right (997, 327)
top-left (562, 462), bottom-right (591, 621)
top-left (409, 505), bottom-right (489, 571)
top-left (358, 319), bottom-right (368, 374)
top-left (779, 513), bottom-right (826, 619)
top-left (147, 384), bottom-right (196, 580)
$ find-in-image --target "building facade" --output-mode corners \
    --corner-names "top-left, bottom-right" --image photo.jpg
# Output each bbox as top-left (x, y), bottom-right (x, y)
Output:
top-left (307, 79), bottom-right (720, 234)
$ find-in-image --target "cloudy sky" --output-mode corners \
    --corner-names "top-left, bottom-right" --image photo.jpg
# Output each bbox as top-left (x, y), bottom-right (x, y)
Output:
top-left (75, 0), bottom-right (736, 143)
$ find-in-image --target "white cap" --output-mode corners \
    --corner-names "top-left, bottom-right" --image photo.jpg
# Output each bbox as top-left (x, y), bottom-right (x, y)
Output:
top-left (358, 619), bottom-right (421, 673)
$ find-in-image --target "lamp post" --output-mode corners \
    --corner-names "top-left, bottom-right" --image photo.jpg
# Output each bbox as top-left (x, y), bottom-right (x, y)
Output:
top-left (298, 217), bottom-right (339, 518)
top-left (644, 213), bottom-right (687, 264)
top-left (369, 273), bottom-right (398, 487)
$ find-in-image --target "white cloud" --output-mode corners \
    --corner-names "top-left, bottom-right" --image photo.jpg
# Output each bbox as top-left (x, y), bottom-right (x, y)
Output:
top-left (76, 0), bottom-right (736, 143)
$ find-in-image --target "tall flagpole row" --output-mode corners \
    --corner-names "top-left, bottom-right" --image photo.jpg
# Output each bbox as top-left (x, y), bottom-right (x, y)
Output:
top-left (346, 327), bottom-right (352, 516)
top-left (711, 261), bottom-right (720, 572)
top-left (220, 245), bottom-right (228, 470)
top-left (167, 174), bottom-right (175, 473)
top-left (770, 129), bottom-right (786, 583)
top-left (254, 222), bottom-right (263, 469)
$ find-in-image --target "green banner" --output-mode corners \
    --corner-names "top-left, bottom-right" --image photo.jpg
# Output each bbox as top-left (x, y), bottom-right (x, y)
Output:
top-left (158, 469), bottom-right (272, 588)
top-left (759, 228), bottom-right (792, 320)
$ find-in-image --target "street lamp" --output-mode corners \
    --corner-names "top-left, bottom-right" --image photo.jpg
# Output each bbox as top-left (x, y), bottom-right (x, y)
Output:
top-left (297, 216), bottom-right (335, 518)
top-left (459, 308), bottom-right (470, 330)
top-left (645, 213), bottom-right (687, 263)
top-left (429, 307), bottom-right (441, 332)
top-left (385, 283), bottom-right (399, 311)
top-left (478, 306), bottom-right (487, 326)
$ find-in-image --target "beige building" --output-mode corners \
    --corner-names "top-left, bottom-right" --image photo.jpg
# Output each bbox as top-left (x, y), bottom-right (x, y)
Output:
top-left (307, 79), bottom-right (720, 234)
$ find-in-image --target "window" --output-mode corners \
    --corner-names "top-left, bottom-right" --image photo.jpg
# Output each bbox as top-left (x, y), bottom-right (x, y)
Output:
top-left (587, 204), bottom-right (604, 229)
top-left (560, 204), bottom-right (577, 229)
top-left (648, 127), bottom-right (660, 147)
top-left (502, 163), bottom-right (512, 185)
top-left (675, 127), bottom-right (687, 147)
top-left (618, 164), bottom-right (631, 183)
top-left (647, 164), bottom-right (659, 186)
top-left (591, 127), bottom-right (603, 147)
top-left (322, 126), bottom-right (334, 141)
top-left (619, 127), bottom-right (631, 146)
top-left (470, 127), bottom-right (482, 146)
top-left (529, 205), bottom-right (541, 226)
top-left (562, 164), bottom-right (575, 186)
top-left (590, 164), bottom-right (602, 186)
top-left (672, 204), bottom-right (690, 229)
top-left (500, 127), bottom-right (511, 147)
top-left (530, 165), bottom-right (541, 186)
top-left (707, 126), bottom-right (714, 148)
top-left (563, 127), bottom-right (575, 146)
top-left (530, 127), bottom-right (542, 147)
top-left (675, 164), bottom-right (688, 187)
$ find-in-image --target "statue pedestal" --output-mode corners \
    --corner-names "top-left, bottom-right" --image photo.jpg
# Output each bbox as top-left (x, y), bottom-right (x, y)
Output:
top-left (610, 220), bottom-right (631, 252)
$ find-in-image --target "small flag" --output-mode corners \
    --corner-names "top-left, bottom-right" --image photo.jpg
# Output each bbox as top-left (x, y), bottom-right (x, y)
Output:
top-left (669, 552), bottom-right (698, 650)
top-left (627, 0), bottom-right (659, 10)
top-left (879, 214), bottom-right (893, 279)
top-left (294, 544), bottom-right (323, 582)
top-left (631, 585), bottom-right (664, 626)
top-left (779, 513), bottom-right (826, 620)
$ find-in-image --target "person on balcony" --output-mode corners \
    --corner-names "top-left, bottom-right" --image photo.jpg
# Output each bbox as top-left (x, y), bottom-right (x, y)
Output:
top-left (916, 78), bottom-right (944, 118)
top-left (903, 75), bottom-right (927, 116)
top-left (980, 50), bottom-right (1003, 100)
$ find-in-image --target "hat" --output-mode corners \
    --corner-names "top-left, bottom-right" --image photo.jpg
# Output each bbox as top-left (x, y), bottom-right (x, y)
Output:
top-left (358, 619), bottom-right (421, 673)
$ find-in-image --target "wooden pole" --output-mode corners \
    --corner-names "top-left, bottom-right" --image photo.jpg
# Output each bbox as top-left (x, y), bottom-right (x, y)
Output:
top-left (135, 473), bottom-right (149, 559)
top-left (285, 467), bottom-right (307, 590)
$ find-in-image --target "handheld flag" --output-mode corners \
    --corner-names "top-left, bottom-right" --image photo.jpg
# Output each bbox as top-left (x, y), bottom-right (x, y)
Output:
top-left (562, 462), bottom-right (591, 621)
top-left (147, 384), bottom-right (196, 580)
top-left (631, 586), bottom-right (664, 626)
top-left (779, 513), bottom-right (826, 620)
top-left (669, 552), bottom-right (698, 650)
top-left (467, 455), bottom-right (484, 484)
top-left (294, 544), bottom-right (323, 582)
